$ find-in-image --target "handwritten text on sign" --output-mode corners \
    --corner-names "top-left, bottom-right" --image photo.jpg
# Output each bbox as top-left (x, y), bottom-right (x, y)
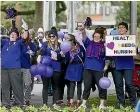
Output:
top-left (105, 35), bottom-right (136, 56)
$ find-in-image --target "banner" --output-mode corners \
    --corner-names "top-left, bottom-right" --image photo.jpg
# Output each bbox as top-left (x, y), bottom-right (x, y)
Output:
top-left (105, 35), bottom-right (136, 56)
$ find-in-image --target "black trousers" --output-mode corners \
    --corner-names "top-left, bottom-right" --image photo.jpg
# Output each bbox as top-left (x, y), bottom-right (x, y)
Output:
top-left (31, 76), bottom-right (34, 92)
top-left (82, 69), bottom-right (107, 100)
top-left (69, 80), bottom-right (82, 100)
top-left (41, 71), bottom-right (61, 104)
top-left (59, 71), bottom-right (70, 101)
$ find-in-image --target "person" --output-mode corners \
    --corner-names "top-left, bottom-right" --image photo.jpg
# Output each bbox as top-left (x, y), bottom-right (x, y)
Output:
top-left (133, 45), bottom-right (140, 98)
top-left (79, 30), bottom-right (107, 109)
top-left (37, 29), bottom-right (63, 105)
top-left (1, 29), bottom-right (24, 108)
top-left (112, 22), bottom-right (136, 109)
top-left (35, 28), bottom-right (46, 48)
top-left (65, 34), bottom-right (85, 107)
top-left (29, 29), bottom-right (39, 95)
top-left (74, 22), bottom-right (93, 50)
top-left (58, 34), bottom-right (71, 105)
top-left (20, 29), bottom-right (37, 105)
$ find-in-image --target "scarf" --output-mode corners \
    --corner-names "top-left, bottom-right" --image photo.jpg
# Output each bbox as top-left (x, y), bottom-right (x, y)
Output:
top-left (86, 41), bottom-right (104, 59)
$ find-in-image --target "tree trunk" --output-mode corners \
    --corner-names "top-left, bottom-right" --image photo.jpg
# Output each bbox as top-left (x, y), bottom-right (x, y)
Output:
top-left (34, 1), bottom-right (43, 32)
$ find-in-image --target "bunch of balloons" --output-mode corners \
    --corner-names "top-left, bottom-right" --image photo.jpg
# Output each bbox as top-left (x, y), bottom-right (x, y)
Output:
top-left (30, 56), bottom-right (53, 78)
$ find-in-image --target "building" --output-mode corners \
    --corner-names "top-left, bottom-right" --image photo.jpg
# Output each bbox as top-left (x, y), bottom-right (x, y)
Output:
top-left (75, 2), bottom-right (123, 29)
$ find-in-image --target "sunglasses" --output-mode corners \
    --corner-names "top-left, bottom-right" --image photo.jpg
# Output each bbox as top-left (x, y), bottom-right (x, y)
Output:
top-left (49, 35), bottom-right (55, 38)
top-left (78, 25), bottom-right (83, 27)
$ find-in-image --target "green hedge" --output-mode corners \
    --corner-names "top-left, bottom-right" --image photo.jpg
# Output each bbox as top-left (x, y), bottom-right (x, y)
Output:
top-left (0, 105), bottom-right (135, 112)
top-left (0, 96), bottom-right (136, 112)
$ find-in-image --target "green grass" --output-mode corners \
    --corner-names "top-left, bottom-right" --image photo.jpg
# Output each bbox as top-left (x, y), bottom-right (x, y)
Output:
top-left (1, 96), bottom-right (134, 112)
top-left (87, 95), bottom-right (130, 106)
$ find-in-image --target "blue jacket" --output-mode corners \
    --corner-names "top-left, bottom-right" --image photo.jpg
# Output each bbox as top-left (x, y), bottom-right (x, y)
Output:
top-left (1, 39), bottom-right (24, 68)
top-left (65, 45), bottom-right (85, 81)
top-left (84, 38), bottom-right (105, 71)
top-left (21, 41), bottom-right (37, 68)
top-left (41, 42), bottom-right (62, 72)
top-left (115, 56), bottom-right (134, 70)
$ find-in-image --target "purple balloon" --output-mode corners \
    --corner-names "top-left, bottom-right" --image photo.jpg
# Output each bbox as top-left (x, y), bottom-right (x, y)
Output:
top-left (41, 56), bottom-right (52, 66)
top-left (30, 65), bottom-right (38, 76)
top-left (38, 33), bottom-right (44, 38)
top-left (60, 40), bottom-right (72, 53)
top-left (42, 66), bottom-right (53, 78)
top-left (57, 31), bottom-right (64, 39)
top-left (37, 64), bottom-right (46, 76)
top-left (99, 77), bottom-right (111, 89)
top-left (35, 75), bottom-right (41, 80)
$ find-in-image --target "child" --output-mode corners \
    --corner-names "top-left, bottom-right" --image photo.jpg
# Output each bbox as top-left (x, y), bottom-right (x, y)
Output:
top-left (65, 34), bottom-right (85, 107)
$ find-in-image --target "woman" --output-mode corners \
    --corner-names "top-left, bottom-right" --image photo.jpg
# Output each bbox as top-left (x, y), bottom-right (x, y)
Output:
top-left (79, 30), bottom-right (107, 109)
top-left (28, 29), bottom-right (39, 95)
top-left (112, 22), bottom-right (136, 109)
top-left (20, 30), bottom-right (37, 105)
top-left (65, 34), bottom-right (85, 107)
top-left (37, 29), bottom-right (63, 105)
top-left (1, 29), bottom-right (24, 108)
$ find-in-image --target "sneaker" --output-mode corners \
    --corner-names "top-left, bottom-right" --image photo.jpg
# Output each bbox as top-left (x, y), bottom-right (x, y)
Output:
top-left (115, 103), bottom-right (125, 109)
top-left (25, 100), bottom-right (30, 106)
top-left (99, 104), bottom-right (105, 109)
top-left (125, 94), bottom-right (129, 99)
top-left (67, 100), bottom-right (71, 106)
top-left (76, 101), bottom-right (81, 108)
top-left (69, 102), bottom-right (74, 108)
top-left (12, 102), bottom-right (19, 106)
top-left (57, 100), bottom-right (64, 104)
top-left (43, 104), bottom-right (48, 106)
top-left (48, 92), bottom-right (53, 96)
top-left (31, 93), bottom-right (34, 96)
top-left (78, 104), bottom-right (87, 109)
top-left (2, 105), bottom-right (11, 109)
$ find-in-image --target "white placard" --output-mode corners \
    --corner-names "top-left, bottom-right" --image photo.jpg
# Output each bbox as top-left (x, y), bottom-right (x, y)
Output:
top-left (105, 35), bottom-right (136, 56)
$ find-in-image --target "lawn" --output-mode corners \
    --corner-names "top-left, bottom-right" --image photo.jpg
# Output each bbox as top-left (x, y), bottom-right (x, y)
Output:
top-left (0, 96), bottom-right (135, 112)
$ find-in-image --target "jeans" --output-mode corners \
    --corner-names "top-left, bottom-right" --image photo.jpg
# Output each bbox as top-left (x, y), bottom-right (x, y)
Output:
top-left (112, 69), bottom-right (136, 106)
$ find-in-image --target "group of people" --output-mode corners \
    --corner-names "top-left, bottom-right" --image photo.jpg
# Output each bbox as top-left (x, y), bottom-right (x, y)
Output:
top-left (1, 21), bottom-right (140, 110)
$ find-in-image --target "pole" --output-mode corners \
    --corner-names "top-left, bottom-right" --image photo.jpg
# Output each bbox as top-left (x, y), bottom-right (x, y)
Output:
top-left (52, 1), bottom-right (56, 27)
top-left (130, 1), bottom-right (137, 35)
top-left (43, 1), bottom-right (49, 31)
top-left (68, 1), bottom-right (74, 33)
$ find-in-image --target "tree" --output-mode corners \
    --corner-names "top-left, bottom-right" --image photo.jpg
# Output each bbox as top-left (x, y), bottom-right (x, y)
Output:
top-left (115, 1), bottom-right (140, 28)
top-left (1, 1), bottom-right (67, 31)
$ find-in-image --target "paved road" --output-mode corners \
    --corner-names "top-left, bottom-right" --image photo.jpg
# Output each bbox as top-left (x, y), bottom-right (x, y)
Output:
top-left (30, 77), bottom-right (116, 106)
